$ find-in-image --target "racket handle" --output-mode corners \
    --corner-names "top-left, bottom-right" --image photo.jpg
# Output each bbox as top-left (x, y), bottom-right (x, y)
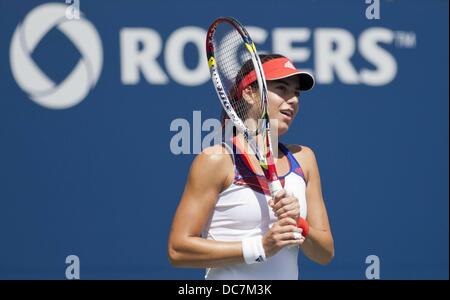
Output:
top-left (268, 179), bottom-right (283, 197)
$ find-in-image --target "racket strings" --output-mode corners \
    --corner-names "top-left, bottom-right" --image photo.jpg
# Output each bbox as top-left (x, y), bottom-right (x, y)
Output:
top-left (212, 23), bottom-right (263, 133)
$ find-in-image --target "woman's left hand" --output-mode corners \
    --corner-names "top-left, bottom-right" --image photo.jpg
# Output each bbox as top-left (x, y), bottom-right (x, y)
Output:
top-left (268, 189), bottom-right (300, 220)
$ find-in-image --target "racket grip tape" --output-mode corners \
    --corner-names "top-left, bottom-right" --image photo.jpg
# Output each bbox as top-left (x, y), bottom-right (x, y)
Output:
top-left (268, 179), bottom-right (283, 197)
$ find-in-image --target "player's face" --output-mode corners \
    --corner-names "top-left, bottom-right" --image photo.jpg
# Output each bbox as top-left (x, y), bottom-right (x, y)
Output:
top-left (266, 76), bottom-right (300, 136)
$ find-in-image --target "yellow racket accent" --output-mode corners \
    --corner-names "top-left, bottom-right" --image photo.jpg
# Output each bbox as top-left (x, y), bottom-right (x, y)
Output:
top-left (245, 42), bottom-right (257, 53)
top-left (208, 56), bottom-right (216, 68)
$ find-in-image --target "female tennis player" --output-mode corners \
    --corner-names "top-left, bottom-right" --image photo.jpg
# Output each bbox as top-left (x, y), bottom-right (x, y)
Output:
top-left (168, 54), bottom-right (334, 280)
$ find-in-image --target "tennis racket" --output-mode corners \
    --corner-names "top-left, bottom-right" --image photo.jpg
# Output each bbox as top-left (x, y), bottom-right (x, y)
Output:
top-left (206, 16), bottom-right (283, 197)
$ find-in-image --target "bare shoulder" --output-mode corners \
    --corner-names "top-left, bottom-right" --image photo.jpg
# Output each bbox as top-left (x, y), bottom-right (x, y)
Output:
top-left (285, 144), bottom-right (316, 162)
top-left (285, 144), bottom-right (318, 180)
top-left (189, 144), bottom-right (234, 192)
top-left (195, 144), bottom-right (233, 168)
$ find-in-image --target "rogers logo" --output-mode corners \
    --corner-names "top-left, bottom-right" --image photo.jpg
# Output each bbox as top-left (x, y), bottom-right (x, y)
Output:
top-left (10, 3), bottom-right (103, 109)
top-left (9, 4), bottom-right (415, 111)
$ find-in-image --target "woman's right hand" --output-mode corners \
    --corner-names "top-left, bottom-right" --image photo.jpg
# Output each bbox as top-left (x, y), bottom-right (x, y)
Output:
top-left (262, 217), bottom-right (305, 258)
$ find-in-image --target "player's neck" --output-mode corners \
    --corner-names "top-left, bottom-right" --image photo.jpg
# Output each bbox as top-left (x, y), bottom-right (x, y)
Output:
top-left (233, 134), bottom-right (283, 160)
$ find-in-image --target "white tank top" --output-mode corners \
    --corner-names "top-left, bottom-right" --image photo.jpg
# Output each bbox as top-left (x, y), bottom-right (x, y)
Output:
top-left (203, 140), bottom-right (308, 280)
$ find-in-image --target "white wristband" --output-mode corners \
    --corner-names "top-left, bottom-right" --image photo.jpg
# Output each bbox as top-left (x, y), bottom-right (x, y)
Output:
top-left (242, 235), bottom-right (266, 264)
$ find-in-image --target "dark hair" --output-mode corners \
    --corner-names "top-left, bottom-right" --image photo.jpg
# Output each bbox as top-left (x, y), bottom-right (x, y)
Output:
top-left (221, 54), bottom-right (286, 127)
top-left (234, 54), bottom-right (285, 92)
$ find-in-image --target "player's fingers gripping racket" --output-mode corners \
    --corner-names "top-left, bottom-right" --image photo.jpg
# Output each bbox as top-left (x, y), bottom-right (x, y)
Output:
top-left (206, 17), bottom-right (283, 198)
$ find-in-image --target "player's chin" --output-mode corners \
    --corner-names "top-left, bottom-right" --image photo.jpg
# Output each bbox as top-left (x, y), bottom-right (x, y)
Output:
top-left (277, 125), bottom-right (290, 136)
top-left (272, 117), bottom-right (292, 135)
top-left (273, 121), bottom-right (291, 136)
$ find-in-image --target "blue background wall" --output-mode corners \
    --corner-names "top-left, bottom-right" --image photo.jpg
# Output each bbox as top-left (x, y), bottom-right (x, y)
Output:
top-left (0, 0), bottom-right (448, 279)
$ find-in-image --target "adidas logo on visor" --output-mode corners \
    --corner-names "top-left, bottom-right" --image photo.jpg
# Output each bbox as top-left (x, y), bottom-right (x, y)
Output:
top-left (284, 61), bottom-right (296, 70)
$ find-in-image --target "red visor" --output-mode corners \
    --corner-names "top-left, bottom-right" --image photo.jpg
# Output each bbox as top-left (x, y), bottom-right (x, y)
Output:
top-left (237, 57), bottom-right (314, 98)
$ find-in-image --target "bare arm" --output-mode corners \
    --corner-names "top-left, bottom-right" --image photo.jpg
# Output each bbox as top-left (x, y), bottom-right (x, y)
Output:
top-left (294, 146), bottom-right (335, 265)
top-left (167, 146), bottom-right (244, 268)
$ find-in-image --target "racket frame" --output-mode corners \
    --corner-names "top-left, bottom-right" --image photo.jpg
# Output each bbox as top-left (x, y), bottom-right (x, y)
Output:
top-left (206, 17), bottom-right (283, 196)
